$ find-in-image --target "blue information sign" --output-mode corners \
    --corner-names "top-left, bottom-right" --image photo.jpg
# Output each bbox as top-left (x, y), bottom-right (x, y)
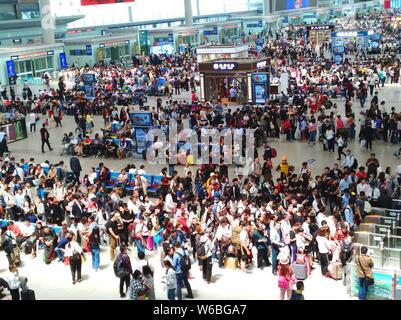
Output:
top-left (86, 44), bottom-right (92, 56)
top-left (6, 60), bottom-right (16, 78)
top-left (168, 33), bottom-right (174, 43)
top-left (60, 53), bottom-right (68, 69)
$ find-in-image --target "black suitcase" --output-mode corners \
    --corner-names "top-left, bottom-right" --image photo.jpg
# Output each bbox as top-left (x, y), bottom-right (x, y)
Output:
top-left (25, 242), bottom-right (33, 255)
top-left (21, 289), bottom-right (36, 300)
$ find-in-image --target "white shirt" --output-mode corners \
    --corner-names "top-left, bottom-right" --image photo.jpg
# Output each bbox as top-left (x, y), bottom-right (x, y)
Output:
top-left (316, 236), bottom-right (331, 254)
top-left (5, 271), bottom-right (20, 290)
top-left (239, 229), bottom-right (249, 247)
top-left (64, 241), bottom-right (83, 257)
top-left (317, 212), bottom-right (328, 228)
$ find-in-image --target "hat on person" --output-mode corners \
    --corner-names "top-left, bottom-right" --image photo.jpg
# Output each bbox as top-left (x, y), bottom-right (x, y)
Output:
top-left (279, 257), bottom-right (290, 265)
top-left (210, 173), bottom-right (215, 177)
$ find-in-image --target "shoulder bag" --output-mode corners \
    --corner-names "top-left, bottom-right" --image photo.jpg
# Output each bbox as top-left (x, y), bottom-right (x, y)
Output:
top-left (357, 256), bottom-right (374, 287)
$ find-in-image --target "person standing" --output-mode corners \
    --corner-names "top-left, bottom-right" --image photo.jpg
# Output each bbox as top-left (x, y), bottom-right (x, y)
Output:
top-left (316, 229), bottom-right (331, 277)
top-left (356, 246), bottom-right (374, 300)
top-left (88, 216), bottom-right (101, 272)
top-left (40, 123), bottom-right (52, 153)
top-left (198, 231), bottom-right (214, 284)
top-left (5, 264), bottom-right (20, 300)
top-left (163, 260), bottom-right (177, 300)
top-left (253, 223), bottom-right (271, 270)
top-left (270, 221), bottom-right (284, 275)
top-left (172, 242), bottom-right (193, 300)
top-left (64, 232), bottom-right (83, 285)
top-left (336, 133), bottom-right (347, 160)
top-left (117, 244), bottom-right (132, 298)
top-left (106, 212), bottom-right (121, 261)
top-left (28, 111), bottom-right (37, 133)
top-left (70, 155), bottom-right (82, 185)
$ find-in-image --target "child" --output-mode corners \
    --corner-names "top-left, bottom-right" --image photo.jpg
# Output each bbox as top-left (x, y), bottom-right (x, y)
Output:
top-left (290, 281), bottom-right (305, 300)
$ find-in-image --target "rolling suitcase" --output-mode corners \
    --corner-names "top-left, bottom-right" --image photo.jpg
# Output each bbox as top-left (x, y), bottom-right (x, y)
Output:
top-left (21, 289), bottom-right (36, 300)
top-left (293, 262), bottom-right (307, 280)
top-left (329, 262), bottom-right (343, 280)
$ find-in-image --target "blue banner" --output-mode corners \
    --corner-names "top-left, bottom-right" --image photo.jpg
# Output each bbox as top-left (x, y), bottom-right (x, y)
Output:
top-left (333, 46), bottom-right (345, 54)
top-left (6, 60), bottom-right (16, 78)
top-left (258, 20), bottom-right (263, 28)
top-left (168, 33), bottom-right (174, 43)
top-left (59, 53), bottom-right (68, 69)
top-left (86, 44), bottom-right (92, 56)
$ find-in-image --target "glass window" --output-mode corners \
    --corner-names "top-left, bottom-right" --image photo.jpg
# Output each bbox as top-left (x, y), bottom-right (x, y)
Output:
top-left (25, 60), bottom-right (32, 72)
top-left (0, 4), bottom-right (17, 20)
top-left (34, 57), bottom-right (47, 71)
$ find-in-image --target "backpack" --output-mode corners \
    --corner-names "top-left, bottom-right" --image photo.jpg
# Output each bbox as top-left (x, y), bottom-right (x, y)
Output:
top-left (113, 255), bottom-right (129, 279)
top-left (178, 250), bottom-right (191, 272)
top-left (197, 241), bottom-right (207, 259)
top-left (271, 148), bottom-right (277, 159)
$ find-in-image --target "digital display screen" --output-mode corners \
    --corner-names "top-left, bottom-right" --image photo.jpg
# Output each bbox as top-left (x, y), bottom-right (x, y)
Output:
top-left (276, 0), bottom-right (317, 11)
top-left (81, 0), bottom-right (135, 5)
top-left (130, 112), bottom-right (153, 127)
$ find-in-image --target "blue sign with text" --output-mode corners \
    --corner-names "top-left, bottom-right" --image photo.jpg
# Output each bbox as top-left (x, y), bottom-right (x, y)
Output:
top-left (86, 44), bottom-right (92, 56)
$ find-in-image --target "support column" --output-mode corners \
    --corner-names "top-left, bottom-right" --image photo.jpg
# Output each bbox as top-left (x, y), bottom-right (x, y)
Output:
top-left (196, 0), bottom-right (200, 16)
top-left (184, 0), bottom-right (194, 26)
top-left (39, 0), bottom-right (55, 44)
top-left (263, 0), bottom-right (271, 15)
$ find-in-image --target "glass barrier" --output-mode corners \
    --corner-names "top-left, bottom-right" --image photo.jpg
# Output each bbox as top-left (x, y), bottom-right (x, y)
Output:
top-left (346, 262), bottom-right (397, 300)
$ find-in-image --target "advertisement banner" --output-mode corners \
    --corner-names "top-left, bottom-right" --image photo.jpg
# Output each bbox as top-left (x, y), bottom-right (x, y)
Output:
top-left (81, 0), bottom-right (135, 6)
top-left (59, 53), bottom-right (68, 69)
top-left (251, 73), bottom-right (270, 105)
top-left (82, 73), bottom-right (96, 99)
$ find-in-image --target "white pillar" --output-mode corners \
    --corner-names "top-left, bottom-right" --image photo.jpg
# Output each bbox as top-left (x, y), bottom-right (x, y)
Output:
top-left (39, 0), bottom-right (55, 44)
top-left (196, 0), bottom-right (200, 16)
top-left (263, 0), bottom-right (270, 15)
top-left (184, 0), bottom-right (194, 26)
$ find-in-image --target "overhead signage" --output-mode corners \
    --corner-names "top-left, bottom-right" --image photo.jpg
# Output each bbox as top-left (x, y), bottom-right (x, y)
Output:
top-left (11, 51), bottom-right (55, 60)
top-left (308, 25), bottom-right (332, 30)
top-left (212, 62), bottom-right (239, 71)
top-left (81, 0), bottom-right (135, 5)
top-left (168, 33), bottom-right (174, 43)
top-left (86, 44), bottom-right (92, 55)
top-left (256, 60), bottom-right (267, 69)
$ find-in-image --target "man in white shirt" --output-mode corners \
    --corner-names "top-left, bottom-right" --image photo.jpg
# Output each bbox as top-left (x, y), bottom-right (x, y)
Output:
top-left (316, 207), bottom-right (328, 228)
top-left (357, 179), bottom-right (371, 196)
top-left (342, 149), bottom-right (356, 169)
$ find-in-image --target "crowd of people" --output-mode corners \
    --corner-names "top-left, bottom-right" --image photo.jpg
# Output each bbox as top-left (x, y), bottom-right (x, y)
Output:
top-left (0, 8), bottom-right (401, 301)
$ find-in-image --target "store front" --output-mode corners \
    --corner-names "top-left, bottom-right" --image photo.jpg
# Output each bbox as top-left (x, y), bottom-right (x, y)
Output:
top-left (0, 43), bottom-right (64, 86)
top-left (196, 44), bottom-right (248, 63)
top-left (307, 24), bottom-right (335, 45)
top-left (198, 58), bottom-right (270, 105)
top-left (63, 33), bottom-right (138, 67)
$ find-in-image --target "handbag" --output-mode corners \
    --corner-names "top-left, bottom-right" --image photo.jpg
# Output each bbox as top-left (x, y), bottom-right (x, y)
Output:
top-left (357, 256), bottom-right (374, 287)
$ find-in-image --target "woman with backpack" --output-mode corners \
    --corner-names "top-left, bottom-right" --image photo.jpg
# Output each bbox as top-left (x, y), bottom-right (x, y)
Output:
top-left (64, 232), bottom-right (83, 285)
